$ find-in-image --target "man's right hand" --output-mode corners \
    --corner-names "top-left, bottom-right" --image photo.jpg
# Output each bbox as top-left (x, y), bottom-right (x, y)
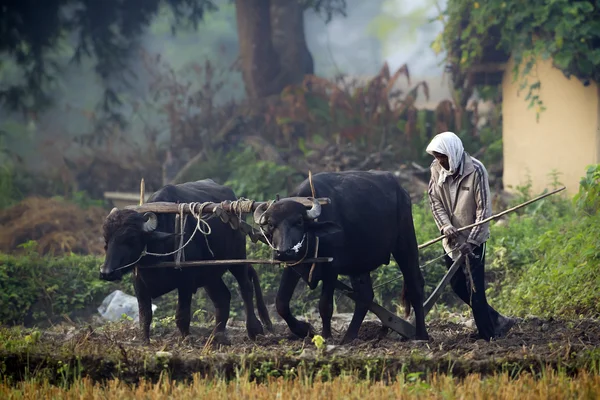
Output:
top-left (442, 225), bottom-right (459, 240)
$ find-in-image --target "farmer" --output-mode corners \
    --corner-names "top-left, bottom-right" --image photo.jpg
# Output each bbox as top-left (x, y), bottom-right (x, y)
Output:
top-left (425, 131), bottom-right (516, 341)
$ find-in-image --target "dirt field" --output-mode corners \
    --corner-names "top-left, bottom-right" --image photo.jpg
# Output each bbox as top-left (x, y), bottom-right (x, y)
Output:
top-left (2, 312), bottom-right (599, 384)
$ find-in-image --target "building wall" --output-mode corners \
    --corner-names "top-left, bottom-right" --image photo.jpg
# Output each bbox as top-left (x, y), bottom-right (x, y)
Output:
top-left (502, 56), bottom-right (600, 196)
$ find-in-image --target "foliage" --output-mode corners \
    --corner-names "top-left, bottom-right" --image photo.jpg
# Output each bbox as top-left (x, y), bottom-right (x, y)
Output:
top-left (3, 364), bottom-right (600, 399)
top-left (0, 0), bottom-right (218, 119)
top-left (0, 242), bottom-right (123, 326)
top-left (0, 164), bottom-right (20, 210)
top-left (265, 63), bottom-right (495, 168)
top-left (435, 0), bottom-right (600, 121)
top-left (574, 164), bottom-right (600, 215)
top-left (0, 0), bottom-right (349, 120)
top-left (488, 167), bottom-right (600, 319)
top-left (224, 147), bottom-right (302, 201)
top-left (367, 0), bottom-right (440, 56)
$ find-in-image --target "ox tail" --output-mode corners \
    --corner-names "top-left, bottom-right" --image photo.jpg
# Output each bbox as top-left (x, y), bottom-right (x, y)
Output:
top-left (248, 265), bottom-right (274, 332)
top-left (401, 281), bottom-right (411, 319)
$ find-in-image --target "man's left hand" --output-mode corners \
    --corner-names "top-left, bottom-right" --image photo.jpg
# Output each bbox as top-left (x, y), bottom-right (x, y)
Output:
top-left (459, 242), bottom-right (474, 256)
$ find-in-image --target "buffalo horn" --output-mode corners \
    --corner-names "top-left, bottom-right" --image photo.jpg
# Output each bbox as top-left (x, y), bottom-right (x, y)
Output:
top-left (253, 203), bottom-right (269, 225)
top-left (142, 212), bottom-right (158, 232)
top-left (108, 207), bottom-right (118, 216)
top-left (305, 197), bottom-right (321, 220)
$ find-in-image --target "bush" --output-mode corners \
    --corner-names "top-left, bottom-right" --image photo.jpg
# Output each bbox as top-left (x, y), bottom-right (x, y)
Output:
top-left (489, 166), bottom-right (600, 319)
top-left (0, 241), bottom-right (125, 326)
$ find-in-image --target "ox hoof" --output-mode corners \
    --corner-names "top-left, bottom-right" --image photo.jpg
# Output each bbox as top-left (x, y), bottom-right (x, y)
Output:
top-left (339, 334), bottom-right (358, 346)
top-left (291, 320), bottom-right (315, 340)
top-left (247, 319), bottom-right (265, 341)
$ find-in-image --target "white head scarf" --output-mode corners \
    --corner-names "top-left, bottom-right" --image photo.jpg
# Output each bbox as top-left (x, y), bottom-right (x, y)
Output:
top-left (426, 131), bottom-right (465, 186)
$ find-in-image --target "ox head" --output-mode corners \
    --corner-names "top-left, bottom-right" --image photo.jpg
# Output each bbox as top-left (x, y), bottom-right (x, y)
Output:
top-left (253, 197), bottom-right (341, 261)
top-left (99, 208), bottom-right (176, 281)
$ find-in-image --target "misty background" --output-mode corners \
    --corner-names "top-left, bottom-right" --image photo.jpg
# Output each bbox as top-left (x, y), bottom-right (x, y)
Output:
top-left (0, 0), bottom-right (451, 188)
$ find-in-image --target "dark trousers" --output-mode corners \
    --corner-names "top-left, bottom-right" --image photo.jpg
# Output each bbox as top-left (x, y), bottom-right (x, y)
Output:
top-left (444, 242), bottom-right (501, 340)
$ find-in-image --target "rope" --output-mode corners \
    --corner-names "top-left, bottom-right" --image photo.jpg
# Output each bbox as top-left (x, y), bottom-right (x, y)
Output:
top-left (255, 200), bottom-right (278, 252)
top-left (227, 198), bottom-right (255, 217)
top-left (175, 204), bottom-right (186, 268)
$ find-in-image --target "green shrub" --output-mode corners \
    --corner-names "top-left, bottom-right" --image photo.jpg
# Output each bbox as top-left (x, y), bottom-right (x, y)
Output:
top-left (224, 146), bottom-right (302, 200)
top-left (490, 165), bottom-right (600, 319)
top-left (0, 241), bottom-right (126, 326)
top-left (574, 164), bottom-right (600, 215)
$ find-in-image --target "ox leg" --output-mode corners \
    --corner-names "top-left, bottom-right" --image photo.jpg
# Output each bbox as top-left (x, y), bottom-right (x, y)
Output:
top-left (393, 242), bottom-right (429, 341)
top-left (340, 272), bottom-right (373, 345)
top-left (228, 265), bottom-right (264, 341)
top-left (319, 273), bottom-right (336, 340)
top-left (276, 266), bottom-right (315, 339)
top-left (175, 286), bottom-right (193, 339)
top-left (134, 278), bottom-right (153, 344)
top-left (204, 277), bottom-right (232, 345)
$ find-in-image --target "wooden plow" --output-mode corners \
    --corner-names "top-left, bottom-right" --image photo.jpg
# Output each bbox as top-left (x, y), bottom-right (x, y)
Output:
top-left (111, 180), bottom-right (565, 340)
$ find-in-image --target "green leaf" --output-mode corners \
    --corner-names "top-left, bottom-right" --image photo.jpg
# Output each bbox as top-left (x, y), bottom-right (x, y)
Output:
top-left (553, 52), bottom-right (573, 70)
top-left (577, 57), bottom-right (594, 76)
top-left (588, 49), bottom-right (600, 65)
top-left (554, 34), bottom-right (564, 49)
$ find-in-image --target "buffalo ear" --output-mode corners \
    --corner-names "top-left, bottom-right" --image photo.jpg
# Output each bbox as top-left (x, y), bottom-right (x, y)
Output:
top-left (308, 221), bottom-right (342, 237)
top-left (147, 230), bottom-right (179, 244)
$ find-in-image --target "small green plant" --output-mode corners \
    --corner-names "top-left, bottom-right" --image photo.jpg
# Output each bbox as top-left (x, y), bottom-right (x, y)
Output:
top-left (224, 146), bottom-right (300, 201)
top-left (574, 164), bottom-right (600, 214)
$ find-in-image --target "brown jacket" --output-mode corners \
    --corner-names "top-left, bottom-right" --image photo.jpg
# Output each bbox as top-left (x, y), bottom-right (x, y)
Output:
top-left (427, 152), bottom-right (492, 259)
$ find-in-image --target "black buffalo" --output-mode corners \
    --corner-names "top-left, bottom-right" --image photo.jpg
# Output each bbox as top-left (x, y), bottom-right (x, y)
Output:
top-left (100, 179), bottom-right (272, 343)
top-left (253, 170), bottom-right (428, 344)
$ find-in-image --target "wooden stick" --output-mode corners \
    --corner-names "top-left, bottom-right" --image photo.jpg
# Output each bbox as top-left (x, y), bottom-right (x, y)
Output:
top-left (140, 257), bottom-right (334, 269)
top-left (418, 186), bottom-right (566, 250)
top-left (422, 254), bottom-right (465, 316)
top-left (123, 197), bottom-right (331, 215)
top-left (139, 178), bottom-right (145, 206)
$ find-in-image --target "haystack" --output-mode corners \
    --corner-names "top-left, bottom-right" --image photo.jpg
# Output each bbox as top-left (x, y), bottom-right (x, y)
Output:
top-left (0, 197), bottom-right (107, 256)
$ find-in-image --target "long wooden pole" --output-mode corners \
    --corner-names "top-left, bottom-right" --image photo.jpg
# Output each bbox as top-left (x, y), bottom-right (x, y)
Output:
top-left (144, 257), bottom-right (334, 269)
top-left (123, 196), bottom-right (331, 215)
top-left (418, 186), bottom-right (566, 250)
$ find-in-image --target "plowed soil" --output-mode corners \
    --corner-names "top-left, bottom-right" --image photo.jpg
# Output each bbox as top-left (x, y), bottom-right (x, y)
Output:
top-left (2, 313), bottom-right (599, 384)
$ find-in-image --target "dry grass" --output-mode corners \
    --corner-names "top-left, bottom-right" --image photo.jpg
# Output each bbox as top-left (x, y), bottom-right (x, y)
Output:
top-left (0, 196), bottom-right (106, 256)
top-left (1, 370), bottom-right (599, 399)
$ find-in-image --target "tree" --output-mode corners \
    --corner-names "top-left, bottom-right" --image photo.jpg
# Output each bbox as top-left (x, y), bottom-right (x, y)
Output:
top-left (0, 0), bottom-right (347, 122)
top-left (434, 0), bottom-right (600, 118)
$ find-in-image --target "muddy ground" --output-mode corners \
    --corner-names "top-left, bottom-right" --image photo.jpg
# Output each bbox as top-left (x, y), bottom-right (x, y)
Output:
top-left (2, 311), bottom-right (599, 384)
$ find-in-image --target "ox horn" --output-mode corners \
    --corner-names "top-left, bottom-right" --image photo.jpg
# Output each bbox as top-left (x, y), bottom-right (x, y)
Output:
top-left (108, 207), bottom-right (118, 216)
top-left (305, 197), bottom-right (321, 220)
top-left (142, 212), bottom-right (158, 232)
top-left (253, 202), bottom-right (269, 226)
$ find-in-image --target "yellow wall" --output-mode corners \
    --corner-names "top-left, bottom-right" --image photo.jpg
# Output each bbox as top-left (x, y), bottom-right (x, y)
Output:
top-left (502, 56), bottom-right (600, 196)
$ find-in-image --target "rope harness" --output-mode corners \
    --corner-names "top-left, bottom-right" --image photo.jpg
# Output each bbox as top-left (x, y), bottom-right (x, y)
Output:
top-left (112, 202), bottom-right (214, 272)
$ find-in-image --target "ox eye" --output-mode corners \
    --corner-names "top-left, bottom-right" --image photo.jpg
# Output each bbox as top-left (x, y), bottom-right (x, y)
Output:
top-left (296, 218), bottom-right (303, 226)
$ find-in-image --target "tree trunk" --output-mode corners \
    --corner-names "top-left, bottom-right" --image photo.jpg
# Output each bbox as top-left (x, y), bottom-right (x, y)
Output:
top-left (235, 0), bottom-right (314, 100)
top-left (270, 0), bottom-right (314, 76)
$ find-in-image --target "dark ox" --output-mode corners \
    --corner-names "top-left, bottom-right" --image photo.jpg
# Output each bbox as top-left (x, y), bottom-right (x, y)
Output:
top-left (100, 179), bottom-right (272, 343)
top-left (253, 170), bottom-right (428, 344)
